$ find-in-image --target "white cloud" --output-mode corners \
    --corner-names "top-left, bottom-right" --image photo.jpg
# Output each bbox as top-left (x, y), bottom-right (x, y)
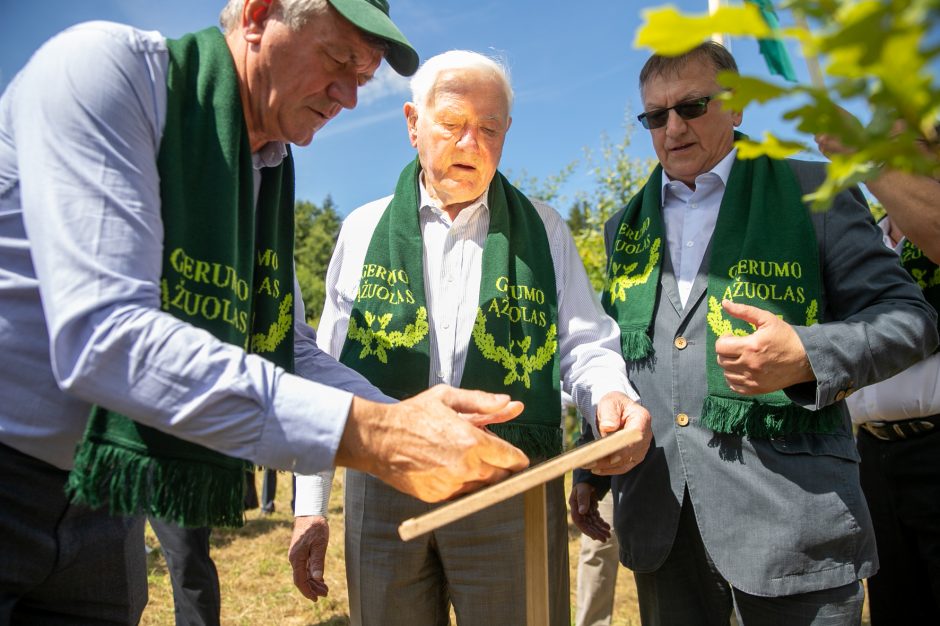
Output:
top-left (357, 64), bottom-right (411, 107)
top-left (315, 107), bottom-right (403, 140)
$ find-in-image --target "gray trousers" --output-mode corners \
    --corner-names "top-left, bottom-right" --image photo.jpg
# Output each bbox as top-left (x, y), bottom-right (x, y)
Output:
top-left (633, 491), bottom-right (864, 626)
top-left (575, 491), bottom-right (619, 626)
top-left (0, 441), bottom-right (147, 625)
top-left (344, 469), bottom-right (569, 626)
top-left (149, 520), bottom-right (220, 626)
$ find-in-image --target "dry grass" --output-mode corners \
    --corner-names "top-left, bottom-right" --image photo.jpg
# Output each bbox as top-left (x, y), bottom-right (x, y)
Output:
top-left (141, 472), bottom-right (868, 626)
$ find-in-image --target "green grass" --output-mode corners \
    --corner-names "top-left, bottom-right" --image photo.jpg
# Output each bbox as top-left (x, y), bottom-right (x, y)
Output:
top-left (141, 471), bottom-right (869, 625)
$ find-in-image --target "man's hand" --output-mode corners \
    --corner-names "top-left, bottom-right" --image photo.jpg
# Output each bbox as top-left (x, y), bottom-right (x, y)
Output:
top-left (336, 385), bottom-right (529, 503)
top-left (569, 482), bottom-right (610, 542)
top-left (582, 391), bottom-right (652, 476)
top-left (715, 300), bottom-right (815, 395)
top-left (289, 515), bottom-right (329, 602)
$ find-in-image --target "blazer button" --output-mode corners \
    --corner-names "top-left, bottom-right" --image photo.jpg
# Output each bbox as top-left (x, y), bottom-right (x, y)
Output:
top-left (674, 336), bottom-right (688, 350)
top-left (676, 413), bottom-right (690, 426)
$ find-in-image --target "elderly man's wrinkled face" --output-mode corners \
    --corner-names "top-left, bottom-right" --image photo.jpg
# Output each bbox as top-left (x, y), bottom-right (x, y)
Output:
top-left (242, 3), bottom-right (382, 149)
top-left (405, 68), bottom-right (511, 214)
top-left (641, 57), bottom-right (742, 188)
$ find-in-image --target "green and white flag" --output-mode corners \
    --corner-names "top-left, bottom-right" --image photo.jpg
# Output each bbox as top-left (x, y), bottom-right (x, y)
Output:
top-left (744, 0), bottom-right (798, 82)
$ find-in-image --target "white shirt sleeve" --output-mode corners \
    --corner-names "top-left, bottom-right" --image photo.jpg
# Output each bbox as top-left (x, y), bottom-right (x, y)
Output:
top-left (846, 352), bottom-right (940, 423)
top-left (532, 200), bottom-right (638, 436)
top-left (294, 205), bottom-right (396, 516)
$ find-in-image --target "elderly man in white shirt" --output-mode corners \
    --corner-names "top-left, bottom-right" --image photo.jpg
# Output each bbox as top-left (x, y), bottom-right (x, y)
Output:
top-left (0, 3), bottom-right (535, 623)
top-left (288, 50), bottom-right (652, 626)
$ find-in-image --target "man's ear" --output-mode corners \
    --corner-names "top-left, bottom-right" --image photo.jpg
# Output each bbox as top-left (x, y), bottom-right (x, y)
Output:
top-left (403, 102), bottom-right (419, 148)
top-left (243, 0), bottom-right (273, 44)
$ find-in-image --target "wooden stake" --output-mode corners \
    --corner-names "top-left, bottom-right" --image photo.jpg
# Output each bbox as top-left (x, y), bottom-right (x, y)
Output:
top-left (524, 484), bottom-right (549, 626)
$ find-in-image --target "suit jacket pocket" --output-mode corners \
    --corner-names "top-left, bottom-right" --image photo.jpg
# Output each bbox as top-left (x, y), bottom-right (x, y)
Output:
top-left (767, 432), bottom-right (860, 463)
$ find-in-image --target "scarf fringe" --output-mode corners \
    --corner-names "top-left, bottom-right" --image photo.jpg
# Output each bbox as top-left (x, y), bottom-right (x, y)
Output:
top-left (701, 396), bottom-right (842, 438)
top-left (487, 423), bottom-right (563, 460)
top-left (66, 441), bottom-right (246, 528)
top-left (620, 329), bottom-right (653, 361)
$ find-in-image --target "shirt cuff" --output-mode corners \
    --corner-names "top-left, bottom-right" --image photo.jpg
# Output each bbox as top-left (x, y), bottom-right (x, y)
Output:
top-left (293, 469), bottom-right (335, 517)
top-left (253, 371), bottom-right (352, 475)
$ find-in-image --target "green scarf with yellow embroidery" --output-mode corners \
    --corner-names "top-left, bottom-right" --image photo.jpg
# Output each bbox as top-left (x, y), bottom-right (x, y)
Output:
top-left (339, 158), bottom-right (561, 459)
top-left (898, 236), bottom-right (940, 337)
top-left (604, 144), bottom-right (841, 437)
top-left (66, 27), bottom-right (295, 527)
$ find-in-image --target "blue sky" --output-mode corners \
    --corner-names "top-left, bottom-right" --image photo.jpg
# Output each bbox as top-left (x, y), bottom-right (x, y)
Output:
top-left (0, 1), bottom-right (894, 216)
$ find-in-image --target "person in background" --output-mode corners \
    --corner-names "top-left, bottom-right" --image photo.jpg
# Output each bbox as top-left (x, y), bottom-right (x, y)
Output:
top-left (817, 125), bottom-right (940, 263)
top-left (575, 491), bottom-right (620, 626)
top-left (571, 41), bottom-right (938, 625)
top-left (289, 49), bottom-right (652, 625)
top-left (0, 1), bottom-right (530, 623)
top-left (817, 129), bottom-right (940, 624)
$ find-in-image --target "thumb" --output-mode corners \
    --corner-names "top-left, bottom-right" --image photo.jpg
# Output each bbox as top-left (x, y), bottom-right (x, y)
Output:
top-left (461, 400), bottom-right (524, 427)
top-left (596, 410), bottom-right (621, 436)
top-left (474, 430), bottom-right (530, 472)
top-left (576, 484), bottom-right (594, 515)
top-left (307, 519), bottom-right (329, 579)
top-left (440, 387), bottom-right (514, 416)
top-left (595, 394), bottom-right (626, 436)
top-left (307, 539), bottom-right (325, 580)
top-left (722, 298), bottom-right (774, 329)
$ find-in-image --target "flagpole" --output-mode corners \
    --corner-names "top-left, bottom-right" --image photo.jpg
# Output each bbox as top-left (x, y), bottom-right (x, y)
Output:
top-left (794, 13), bottom-right (825, 89)
top-left (709, 0), bottom-right (726, 46)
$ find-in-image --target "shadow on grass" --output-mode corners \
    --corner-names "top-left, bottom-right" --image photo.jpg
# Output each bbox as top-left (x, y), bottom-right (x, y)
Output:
top-left (307, 617), bottom-right (350, 626)
top-left (208, 515), bottom-right (291, 549)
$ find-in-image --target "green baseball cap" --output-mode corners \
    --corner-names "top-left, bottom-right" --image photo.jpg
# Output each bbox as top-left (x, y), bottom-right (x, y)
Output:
top-left (327, 0), bottom-right (419, 76)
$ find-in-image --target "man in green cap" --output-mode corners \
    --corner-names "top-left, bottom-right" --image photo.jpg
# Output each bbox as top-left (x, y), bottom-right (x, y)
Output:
top-left (0, 1), bottom-right (531, 623)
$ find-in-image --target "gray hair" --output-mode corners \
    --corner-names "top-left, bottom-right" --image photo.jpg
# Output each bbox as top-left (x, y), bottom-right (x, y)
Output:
top-left (638, 41), bottom-right (739, 93)
top-left (409, 50), bottom-right (514, 115)
top-left (219, 0), bottom-right (330, 32)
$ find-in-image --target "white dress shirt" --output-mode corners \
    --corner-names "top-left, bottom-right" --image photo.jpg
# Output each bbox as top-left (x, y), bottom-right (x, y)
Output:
top-left (845, 217), bottom-right (940, 423)
top-left (661, 148), bottom-right (737, 307)
top-left (294, 175), bottom-right (636, 515)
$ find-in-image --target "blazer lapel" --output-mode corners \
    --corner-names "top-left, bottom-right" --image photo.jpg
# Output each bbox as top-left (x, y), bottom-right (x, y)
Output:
top-left (679, 240), bottom-right (713, 324)
top-left (660, 247), bottom-right (682, 316)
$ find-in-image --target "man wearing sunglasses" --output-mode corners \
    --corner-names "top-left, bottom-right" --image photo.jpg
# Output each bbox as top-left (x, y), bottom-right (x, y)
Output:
top-left (570, 42), bottom-right (938, 625)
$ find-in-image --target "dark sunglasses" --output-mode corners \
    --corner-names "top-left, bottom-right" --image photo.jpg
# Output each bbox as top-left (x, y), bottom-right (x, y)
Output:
top-left (637, 95), bottom-right (714, 130)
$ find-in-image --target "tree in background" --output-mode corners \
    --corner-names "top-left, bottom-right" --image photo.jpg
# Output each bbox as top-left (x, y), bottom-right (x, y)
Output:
top-left (512, 119), bottom-right (654, 291)
top-left (635, 0), bottom-right (939, 210)
top-left (294, 197), bottom-right (341, 327)
top-left (569, 126), bottom-right (656, 291)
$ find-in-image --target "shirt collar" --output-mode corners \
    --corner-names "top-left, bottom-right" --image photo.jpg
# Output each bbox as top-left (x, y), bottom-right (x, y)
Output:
top-left (660, 146), bottom-right (737, 203)
top-left (418, 172), bottom-right (489, 222)
top-left (252, 142), bottom-right (288, 170)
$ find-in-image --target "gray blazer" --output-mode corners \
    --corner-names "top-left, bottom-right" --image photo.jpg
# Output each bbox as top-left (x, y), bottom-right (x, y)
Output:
top-left (584, 158), bottom-right (939, 596)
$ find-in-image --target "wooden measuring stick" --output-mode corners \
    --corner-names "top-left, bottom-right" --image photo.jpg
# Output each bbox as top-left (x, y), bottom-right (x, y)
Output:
top-left (398, 427), bottom-right (643, 541)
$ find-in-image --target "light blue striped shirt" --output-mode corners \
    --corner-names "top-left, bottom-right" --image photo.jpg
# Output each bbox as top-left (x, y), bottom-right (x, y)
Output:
top-left (0, 21), bottom-right (384, 472)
